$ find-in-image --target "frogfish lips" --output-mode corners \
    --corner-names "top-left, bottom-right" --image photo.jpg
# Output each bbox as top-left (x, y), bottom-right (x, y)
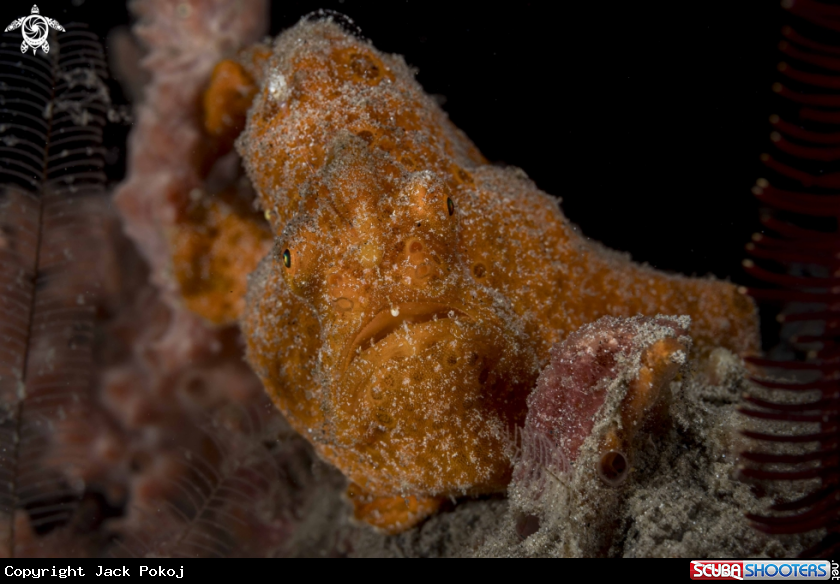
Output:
top-left (328, 303), bottom-right (521, 485)
top-left (339, 302), bottom-right (470, 377)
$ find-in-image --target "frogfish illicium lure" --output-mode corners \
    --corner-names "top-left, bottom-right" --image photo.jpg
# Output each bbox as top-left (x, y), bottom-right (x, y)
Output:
top-left (186, 17), bottom-right (759, 533)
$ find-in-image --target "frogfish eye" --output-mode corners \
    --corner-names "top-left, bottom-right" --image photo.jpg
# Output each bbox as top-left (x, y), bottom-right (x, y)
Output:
top-left (447, 197), bottom-right (455, 216)
top-left (283, 249), bottom-right (291, 269)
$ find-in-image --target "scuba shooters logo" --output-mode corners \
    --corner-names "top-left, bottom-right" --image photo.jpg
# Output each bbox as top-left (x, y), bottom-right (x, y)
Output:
top-left (4, 5), bottom-right (64, 54)
top-left (692, 562), bottom-right (745, 581)
top-left (690, 560), bottom-right (836, 581)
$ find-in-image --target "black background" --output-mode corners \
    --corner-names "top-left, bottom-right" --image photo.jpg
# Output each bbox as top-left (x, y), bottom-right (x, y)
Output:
top-left (0, 0), bottom-right (784, 284)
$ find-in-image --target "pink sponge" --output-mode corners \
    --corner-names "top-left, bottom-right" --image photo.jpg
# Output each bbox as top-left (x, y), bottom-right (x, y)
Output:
top-left (517, 315), bottom-right (691, 487)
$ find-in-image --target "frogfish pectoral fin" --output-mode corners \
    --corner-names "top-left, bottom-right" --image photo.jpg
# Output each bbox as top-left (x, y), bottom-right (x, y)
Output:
top-left (346, 482), bottom-right (444, 534)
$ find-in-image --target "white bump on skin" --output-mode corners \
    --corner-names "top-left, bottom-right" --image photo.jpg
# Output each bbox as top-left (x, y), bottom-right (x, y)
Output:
top-left (267, 71), bottom-right (288, 101)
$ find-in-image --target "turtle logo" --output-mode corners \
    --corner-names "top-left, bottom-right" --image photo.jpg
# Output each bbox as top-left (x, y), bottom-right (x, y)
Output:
top-left (5, 5), bottom-right (65, 55)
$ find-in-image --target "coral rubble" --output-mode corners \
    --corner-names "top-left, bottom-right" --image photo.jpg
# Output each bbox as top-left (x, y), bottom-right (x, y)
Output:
top-left (481, 324), bottom-right (816, 558)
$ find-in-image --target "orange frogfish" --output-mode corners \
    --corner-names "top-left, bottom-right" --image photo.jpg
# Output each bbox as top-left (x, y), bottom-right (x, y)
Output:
top-left (190, 17), bottom-right (759, 533)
